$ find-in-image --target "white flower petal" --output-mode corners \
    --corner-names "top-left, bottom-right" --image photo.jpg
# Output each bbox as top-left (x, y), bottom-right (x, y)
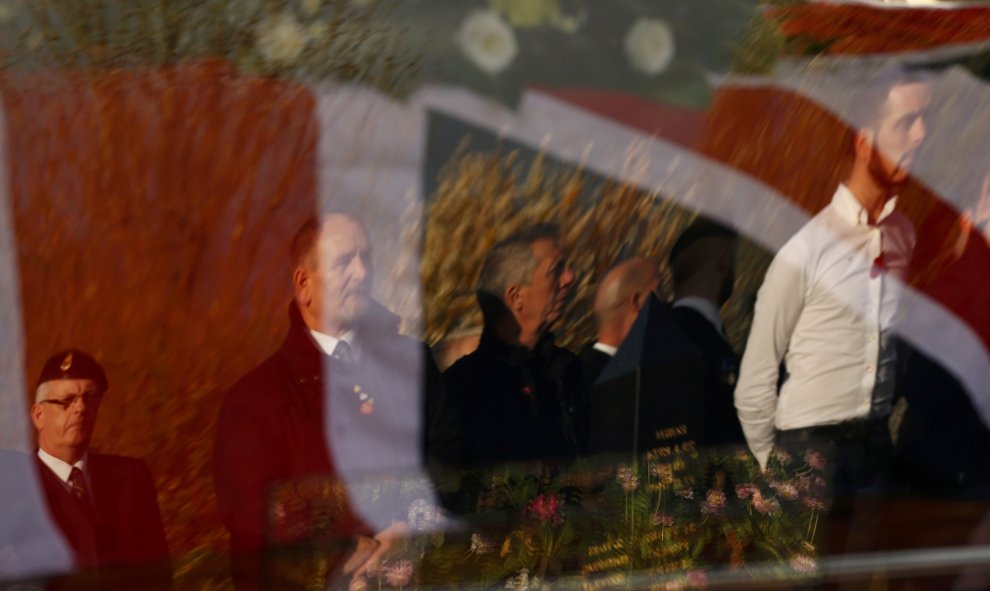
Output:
top-left (256, 13), bottom-right (307, 65)
top-left (457, 9), bottom-right (518, 76)
top-left (624, 17), bottom-right (676, 77)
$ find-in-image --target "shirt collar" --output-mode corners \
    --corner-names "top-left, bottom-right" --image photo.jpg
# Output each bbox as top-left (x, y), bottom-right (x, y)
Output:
top-left (592, 342), bottom-right (618, 357)
top-left (673, 297), bottom-right (724, 335)
top-left (832, 183), bottom-right (898, 226)
top-left (37, 448), bottom-right (87, 484)
top-left (309, 329), bottom-right (356, 358)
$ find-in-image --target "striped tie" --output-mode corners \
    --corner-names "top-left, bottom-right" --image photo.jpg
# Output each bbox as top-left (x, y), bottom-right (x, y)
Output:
top-left (68, 467), bottom-right (89, 501)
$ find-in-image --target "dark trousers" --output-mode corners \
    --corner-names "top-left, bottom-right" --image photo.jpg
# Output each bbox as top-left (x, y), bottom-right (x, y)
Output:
top-left (775, 417), bottom-right (893, 558)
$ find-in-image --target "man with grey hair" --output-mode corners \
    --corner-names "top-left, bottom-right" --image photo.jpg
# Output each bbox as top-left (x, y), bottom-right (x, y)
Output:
top-left (427, 223), bottom-right (584, 475)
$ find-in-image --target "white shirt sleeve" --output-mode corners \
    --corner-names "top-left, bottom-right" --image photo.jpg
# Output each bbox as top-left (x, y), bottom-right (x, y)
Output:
top-left (735, 242), bottom-right (808, 469)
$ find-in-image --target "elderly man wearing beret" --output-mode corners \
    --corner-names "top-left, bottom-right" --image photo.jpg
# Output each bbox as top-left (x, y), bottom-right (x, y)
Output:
top-left (31, 349), bottom-right (171, 588)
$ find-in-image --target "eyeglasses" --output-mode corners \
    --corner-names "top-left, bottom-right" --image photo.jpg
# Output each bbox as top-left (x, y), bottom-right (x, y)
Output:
top-left (39, 393), bottom-right (102, 410)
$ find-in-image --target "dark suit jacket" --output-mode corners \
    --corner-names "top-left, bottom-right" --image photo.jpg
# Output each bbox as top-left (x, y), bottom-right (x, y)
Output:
top-left (36, 452), bottom-right (171, 588)
top-left (671, 306), bottom-right (746, 448)
top-left (428, 328), bottom-right (586, 471)
top-left (577, 344), bottom-right (612, 393)
top-left (894, 346), bottom-right (990, 498)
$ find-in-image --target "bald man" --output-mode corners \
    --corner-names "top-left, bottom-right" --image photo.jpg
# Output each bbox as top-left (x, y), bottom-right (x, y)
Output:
top-left (578, 257), bottom-right (661, 391)
top-left (215, 212), bottom-right (439, 589)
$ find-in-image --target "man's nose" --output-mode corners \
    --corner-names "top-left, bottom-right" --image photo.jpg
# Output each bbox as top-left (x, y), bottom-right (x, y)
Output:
top-left (71, 396), bottom-right (89, 413)
top-left (350, 256), bottom-right (369, 282)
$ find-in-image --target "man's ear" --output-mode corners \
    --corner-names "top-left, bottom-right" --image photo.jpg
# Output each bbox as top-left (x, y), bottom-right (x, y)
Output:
top-left (505, 285), bottom-right (523, 311)
top-left (31, 404), bottom-right (43, 431)
top-left (854, 128), bottom-right (875, 163)
top-left (293, 266), bottom-right (311, 305)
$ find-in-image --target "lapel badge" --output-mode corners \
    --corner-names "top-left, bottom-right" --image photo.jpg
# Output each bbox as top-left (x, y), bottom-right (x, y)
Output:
top-left (354, 384), bottom-right (375, 415)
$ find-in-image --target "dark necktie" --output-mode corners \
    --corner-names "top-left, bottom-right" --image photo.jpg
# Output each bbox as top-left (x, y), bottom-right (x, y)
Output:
top-left (330, 341), bottom-right (357, 393)
top-left (330, 341), bottom-right (376, 416)
top-left (331, 341), bottom-right (354, 367)
top-left (67, 467), bottom-right (89, 501)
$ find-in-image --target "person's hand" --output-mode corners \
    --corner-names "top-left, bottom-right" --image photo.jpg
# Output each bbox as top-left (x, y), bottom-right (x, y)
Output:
top-left (350, 521), bottom-right (410, 581)
top-left (341, 535), bottom-right (380, 576)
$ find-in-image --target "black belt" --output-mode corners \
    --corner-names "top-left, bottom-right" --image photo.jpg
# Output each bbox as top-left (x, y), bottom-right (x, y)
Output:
top-left (777, 416), bottom-right (890, 443)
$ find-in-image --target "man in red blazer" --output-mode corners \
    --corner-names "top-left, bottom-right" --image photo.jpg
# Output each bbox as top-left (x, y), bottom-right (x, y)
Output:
top-left (214, 213), bottom-right (439, 589)
top-left (31, 349), bottom-right (171, 589)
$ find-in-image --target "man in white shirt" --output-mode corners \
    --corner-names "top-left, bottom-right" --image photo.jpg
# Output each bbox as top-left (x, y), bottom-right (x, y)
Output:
top-left (579, 256), bottom-right (662, 390)
top-left (735, 71), bottom-right (931, 495)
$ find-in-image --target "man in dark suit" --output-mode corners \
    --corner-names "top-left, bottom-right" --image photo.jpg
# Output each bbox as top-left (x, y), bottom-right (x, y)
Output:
top-left (214, 213), bottom-right (439, 588)
top-left (427, 224), bottom-right (585, 476)
top-left (31, 349), bottom-right (171, 588)
top-left (668, 218), bottom-right (746, 448)
top-left (578, 257), bottom-right (662, 391)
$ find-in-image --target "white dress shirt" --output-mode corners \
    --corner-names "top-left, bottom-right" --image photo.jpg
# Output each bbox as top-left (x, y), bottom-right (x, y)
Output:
top-left (735, 184), bottom-right (915, 468)
top-left (37, 448), bottom-right (90, 493)
top-left (592, 342), bottom-right (618, 357)
top-left (309, 329), bottom-right (356, 359)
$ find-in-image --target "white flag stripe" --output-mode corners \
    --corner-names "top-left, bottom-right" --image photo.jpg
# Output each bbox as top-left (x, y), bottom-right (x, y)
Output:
top-left (0, 104), bottom-right (75, 582)
top-left (814, 0), bottom-right (979, 9)
top-left (312, 82), bottom-right (442, 532)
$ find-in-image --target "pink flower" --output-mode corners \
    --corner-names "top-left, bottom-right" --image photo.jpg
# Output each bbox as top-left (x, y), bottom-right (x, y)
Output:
top-left (364, 560), bottom-right (386, 578)
top-left (805, 450), bottom-right (826, 471)
top-left (772, 447), bottom-right (792, 465)
top-left (385, 560), bottom-right (414, 587)
top-left (676, 489), bottom-right (694, 500)
top-left (686, 569), bottom-right (709, 588)
top-left (802, 496), bottom-right (826, 510)
top-left (735, 483), bottom-right (758, 499)
top-left (790, 553), bottom-right (817, 573)
top-left (616, 465), bottom-right (640, 492)
top-left (806, 475), bottom-right (828, 497)
top-left (701, 490), bottom-right (727, 515)
top-left (769, 480), bottom-right (799, 501)
top-left (653, 513), bottom-right (674, 527)
top-left (752, 494), bottom-right (780, 516)
top-left (651, 463), bottom-right (674, 483)
top-left (525, 494), bottom-right (564, 525)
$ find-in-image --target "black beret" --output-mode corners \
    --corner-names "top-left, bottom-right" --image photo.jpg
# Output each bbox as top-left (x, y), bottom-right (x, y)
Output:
top-left (36, 349), bottom-right (108, 393)
top-left (669, 216), bottom-right (738, 264)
